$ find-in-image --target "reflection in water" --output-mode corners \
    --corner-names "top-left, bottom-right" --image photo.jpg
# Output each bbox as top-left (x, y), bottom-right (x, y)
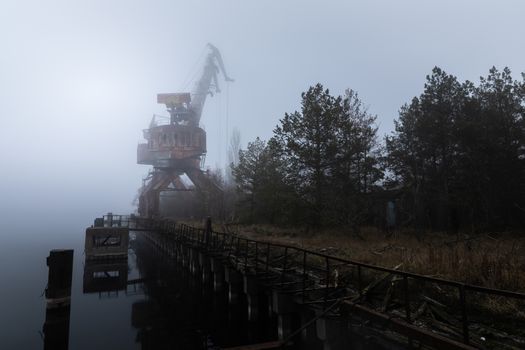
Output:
top-left (43, 249), bottom-right (73, 350)
top-left (83, 259), bottom-right (128, 295)
top-left (43, 305), bottom-right (71, 350)
top-left (77, 231), bottom-right (383, 349)
top-left (80, 233), bottom-right (278, 349)
top-left (129, 234), bottom-right (278, 349)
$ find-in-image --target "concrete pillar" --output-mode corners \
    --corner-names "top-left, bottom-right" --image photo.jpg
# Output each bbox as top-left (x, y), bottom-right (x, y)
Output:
top-left (315, 314), bottom-right (343, 350)
top-left (300, 309), bottom-right (318, 345)
top-left (277, 314), bottom-right (293, 340)
top-left (224, 266), bottom-right (243, 304)
top-left (181, 248), bottom-right (188, 268)
top-left (209, 256), bottom-right (221, 273)
top-left (267, 292), bottom-right (274, 317)
top-left (213, 269), bottom-right (225, 292)
top-left (190, 249), bottom-right (200, 276)
top-left (199, 253), bottom-right (211, 283)
top-left (246, 294), bottom-right (259, 321)
top-left (210, 257), bottom-right (225, 291)
top-left (243, 274), bottom-right (258, 295)
top-left (272, 290), bottom-right (297, 340)
top-left (244, 275), bottom-right (259, 321)
top-left (316, 317), bottom-right (327, 341)
top-left (272, 290), bottom-right (294, 314)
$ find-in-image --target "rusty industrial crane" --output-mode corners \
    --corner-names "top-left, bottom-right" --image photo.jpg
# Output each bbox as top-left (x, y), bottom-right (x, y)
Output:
top-left (137, 44), bottom-right (233, 217)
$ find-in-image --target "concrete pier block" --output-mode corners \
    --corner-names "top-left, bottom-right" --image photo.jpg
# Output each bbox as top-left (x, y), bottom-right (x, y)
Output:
top-left (210, 257), bottom-right (222, 273)
top-left (229, 283), bottom-right (240, 303)
top-left (315, 314), bottom-right (341, 343)
top-left (243, 274), bottom-right (258, 295)
top-left (277, 314), bottom-right (293, 340)
top-left (316, 316), bottom-right (328, 341)
top-left (199, 253), bottom-right (210, 271)
top-left (213, 268), bottom-right (225, 292)
top-left (300, 309), bottom-right (318, 344)
top-left (224, 266), bottom-right (240, 284)
top-left (202, 268), bottom-right (211, 283)
top-left (199, 254), bottom-right (211, 283)
top-left (247, 294), bottom-right (259, 321)
top-left (267, 292), bottom-right (274, 317)
top-left (225, 267), bottom-right (243, 304)
top-left (189, 250), bottom-right (201, 275)
top-left (272, 290), bottom-right (294, 314)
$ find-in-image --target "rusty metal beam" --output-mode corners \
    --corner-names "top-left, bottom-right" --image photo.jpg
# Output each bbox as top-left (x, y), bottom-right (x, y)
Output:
top-left (341, 301), bottom-right (478, 350)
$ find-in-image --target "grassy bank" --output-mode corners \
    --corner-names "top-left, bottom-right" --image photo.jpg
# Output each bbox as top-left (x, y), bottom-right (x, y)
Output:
top-left (177, 220), bottom-right (525, 345)
top-left (219, 224), bottom-right (525, 294)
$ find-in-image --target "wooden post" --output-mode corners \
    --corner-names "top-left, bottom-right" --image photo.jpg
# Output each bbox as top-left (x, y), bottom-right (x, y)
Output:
top-left (404, 275), bottom-right (411, 322)
top-left (357, 265), bottom-right (362, 298)
top-left (45, 250), bottom-right (74, 302)
top-left (205, 217), bottom-right (212, 247)
top-left (302, 251), bottom-right (307, 303)
top-left (255, 242), bottom-right (259, 271)
top-left (281, 247), bottom-right (288, 285)
top-left (324, 257), bottom-right (330, 309)
top-left (460, 285), bottom-right (469, 344)
top-left (43, 249), bottom-right (74, 350)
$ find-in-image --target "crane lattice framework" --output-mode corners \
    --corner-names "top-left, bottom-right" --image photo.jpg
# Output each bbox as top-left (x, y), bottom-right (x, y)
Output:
top-left (137, 44), bottom-right (233, 217)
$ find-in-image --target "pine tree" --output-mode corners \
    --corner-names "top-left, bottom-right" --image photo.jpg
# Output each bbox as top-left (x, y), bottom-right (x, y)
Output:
top-left (273, 84), bottom-right (342, 226)
top-left (232, 137), bottom-right (267, 222)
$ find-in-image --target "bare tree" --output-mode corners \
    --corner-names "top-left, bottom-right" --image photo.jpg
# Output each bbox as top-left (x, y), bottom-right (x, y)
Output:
top-left (225, 128), bottom-right (241, 185)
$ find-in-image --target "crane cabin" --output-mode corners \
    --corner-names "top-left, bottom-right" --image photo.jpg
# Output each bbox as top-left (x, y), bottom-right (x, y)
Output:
top-left (137, 93), bottom-right (206, 170)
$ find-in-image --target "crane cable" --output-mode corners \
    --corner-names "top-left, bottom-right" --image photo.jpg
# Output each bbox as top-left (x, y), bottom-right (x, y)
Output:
top-left (179, 46), bottom-right (207, 92)
top-left (217, 86), bottom-right (222, 170)
top-left (226, 81), bottom-right (230, 160)
top-left (224, 81), bottom-right (232, 172)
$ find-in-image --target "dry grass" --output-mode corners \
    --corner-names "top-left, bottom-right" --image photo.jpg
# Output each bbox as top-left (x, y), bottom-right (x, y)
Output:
top-left (223, 224), bottom-right (525, 330)
top-left (180, 220), bottom-right (525, 339)
top-left (222, 224), bottom-right (525, 293)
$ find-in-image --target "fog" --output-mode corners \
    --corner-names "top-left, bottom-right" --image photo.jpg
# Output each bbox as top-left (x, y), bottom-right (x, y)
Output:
top-left (1, 0), bottom-right (524, 233)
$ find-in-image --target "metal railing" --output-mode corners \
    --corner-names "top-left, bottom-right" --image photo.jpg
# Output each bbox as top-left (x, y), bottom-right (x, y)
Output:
top-left (128, 217), bottom-right (525, 348)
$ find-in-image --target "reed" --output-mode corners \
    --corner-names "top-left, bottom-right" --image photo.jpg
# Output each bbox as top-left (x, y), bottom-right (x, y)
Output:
top-left (228, 224), bottom-right (525, 293)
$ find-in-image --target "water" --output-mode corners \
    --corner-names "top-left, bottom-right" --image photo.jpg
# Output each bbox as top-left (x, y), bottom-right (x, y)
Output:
top-left (0, 225), bottom-right (80, 349)
top-left (0, 223), bottom-right (279, 349)
top-left (0, 218), bottom-right (392, 350)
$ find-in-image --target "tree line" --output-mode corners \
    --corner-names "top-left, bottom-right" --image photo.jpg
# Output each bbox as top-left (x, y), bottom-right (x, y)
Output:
top-left (231, 67), bottom-right (525, 233)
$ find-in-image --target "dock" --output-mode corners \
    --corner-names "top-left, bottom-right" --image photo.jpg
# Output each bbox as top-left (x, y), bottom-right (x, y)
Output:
top-left (87, 215), bottom-right (525, 349)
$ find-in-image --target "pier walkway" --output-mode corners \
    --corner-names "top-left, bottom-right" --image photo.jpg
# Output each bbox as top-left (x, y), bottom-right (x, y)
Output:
top-left (93, 215), bottom-right (525, 349)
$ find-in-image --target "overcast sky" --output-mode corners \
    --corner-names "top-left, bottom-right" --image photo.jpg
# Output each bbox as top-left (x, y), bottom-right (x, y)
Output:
top-left (1, 0), bottom-right (524, 230)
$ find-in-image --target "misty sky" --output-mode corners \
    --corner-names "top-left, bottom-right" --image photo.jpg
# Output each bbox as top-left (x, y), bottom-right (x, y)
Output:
top-left (1, 0), bottom-right (524, 230)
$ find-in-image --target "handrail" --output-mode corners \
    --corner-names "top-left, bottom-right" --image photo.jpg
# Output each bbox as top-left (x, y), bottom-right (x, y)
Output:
top-left (125, 216), bottom-right (525, 347)
top-left (197, 225), bottom-right (525, 300)
top-left (134, 218), bottom-right (525, 300)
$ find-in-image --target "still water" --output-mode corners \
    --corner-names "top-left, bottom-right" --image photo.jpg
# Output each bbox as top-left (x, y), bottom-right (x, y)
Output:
top-left (1, 218), bottom-right (385, 350)
top-left (0, 223), bottom-right (280, 349)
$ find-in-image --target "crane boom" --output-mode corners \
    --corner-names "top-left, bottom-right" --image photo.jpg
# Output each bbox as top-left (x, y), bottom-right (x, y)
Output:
top-left (155, 44), bottom-right (233, 126)
top-left (189, 43), bottom-right (233, 125)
